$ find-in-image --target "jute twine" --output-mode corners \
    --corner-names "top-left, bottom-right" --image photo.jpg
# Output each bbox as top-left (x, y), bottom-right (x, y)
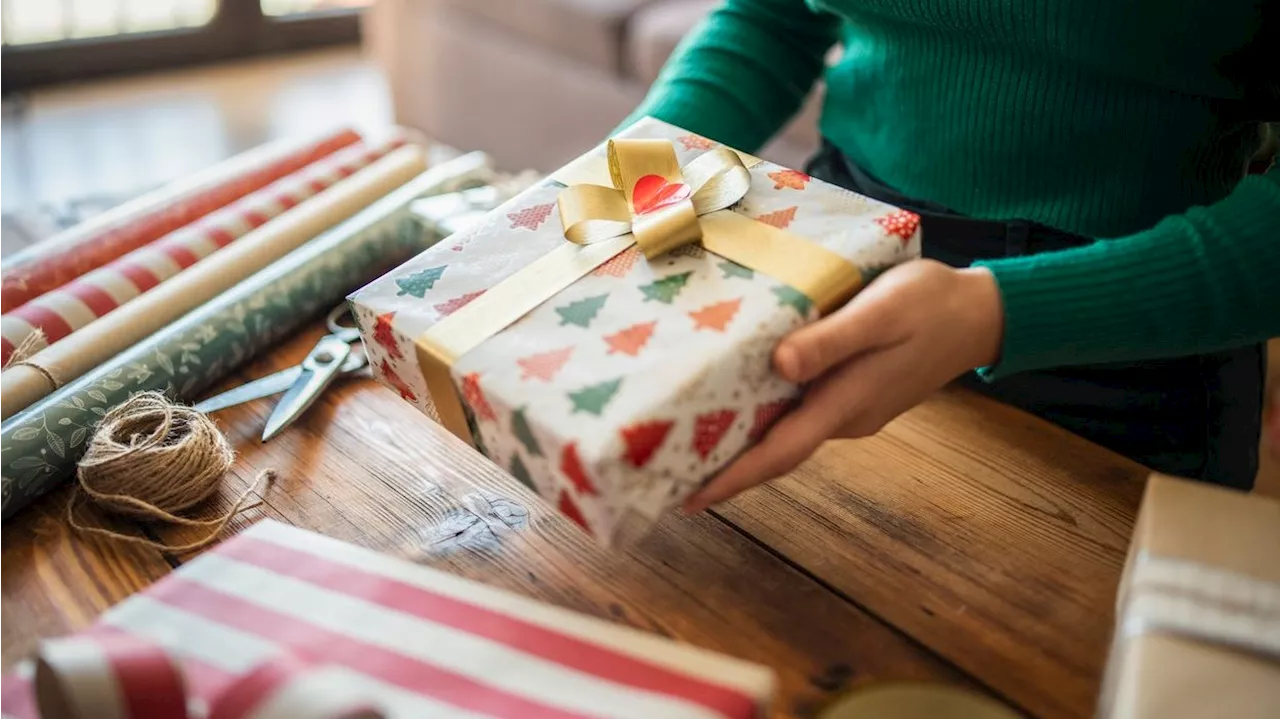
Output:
top-left (68, 392), bottom-right (275, 553)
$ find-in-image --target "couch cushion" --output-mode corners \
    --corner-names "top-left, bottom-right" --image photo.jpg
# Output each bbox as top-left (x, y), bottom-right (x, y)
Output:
top-left (436, 0), bottom-right (658, 75)
top-left (627, 0), bottom-right (718, 84)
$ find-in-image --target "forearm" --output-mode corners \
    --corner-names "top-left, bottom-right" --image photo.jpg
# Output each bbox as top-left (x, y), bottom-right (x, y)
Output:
top-left (975, 170), bottom-right (1280, 378)
top-left (619, 0), bottom-right (838, 152)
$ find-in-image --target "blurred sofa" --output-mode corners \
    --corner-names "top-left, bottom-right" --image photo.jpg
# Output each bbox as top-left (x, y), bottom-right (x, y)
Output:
top-left (363, 0), bottom-right (823, 173)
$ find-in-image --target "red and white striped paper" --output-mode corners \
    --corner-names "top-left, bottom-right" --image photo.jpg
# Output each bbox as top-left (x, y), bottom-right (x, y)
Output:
top-left (0, 521), bottom-right (774, 719)
top-left (0, 136), bottom-right (407, 365)
top-left (0, 129), bottom-right (362, 313)
top-left (23, 633), bottom-right (384, 719)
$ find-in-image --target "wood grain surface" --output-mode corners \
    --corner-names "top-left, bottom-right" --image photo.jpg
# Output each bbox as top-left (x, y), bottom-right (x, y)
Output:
top-left (715, 390), bottom-right (1147, 719)
top-left (3, 328), bottom-right (970, 719)
top-left (0, 485), bottom-right (174, 667)
top-left (0, 323), bottom-right (1151, 718)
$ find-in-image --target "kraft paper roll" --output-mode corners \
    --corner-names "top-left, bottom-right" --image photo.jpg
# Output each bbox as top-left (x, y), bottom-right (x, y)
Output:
top-left (0, 144), bottom-right (428, 420)
top-left (1, 129), bottom-right (362, 310)
top-left (0, 152), bottom-right (493, 521)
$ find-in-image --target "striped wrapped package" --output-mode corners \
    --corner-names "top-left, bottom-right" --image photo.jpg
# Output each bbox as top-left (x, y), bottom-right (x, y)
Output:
top-left (0, 135), bottom-right (408, 366)
top-left (0, 521), bottom-right (775, 719)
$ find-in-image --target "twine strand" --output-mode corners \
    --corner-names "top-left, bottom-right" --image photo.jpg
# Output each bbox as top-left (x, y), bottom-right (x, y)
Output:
top-left (3, 327), bottom-right (47, 369)
top-left (68, 392), bottom-right (275, 553)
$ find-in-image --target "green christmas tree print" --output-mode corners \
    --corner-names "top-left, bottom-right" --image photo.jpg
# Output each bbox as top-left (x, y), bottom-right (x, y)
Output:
top-left (509, 453), bottom-right (535, 490)
top-left (511, 407), bottom-right (542, 456)
top-left (640, 272), bottom-right (693, 304)
top-left (395, 265), bottom-right (446, 298)
top-left (718, 261), bottom-right (754, 280)
top-left (773, 285), bottom-right (813, 317)
top-left (556, 294), bottom-right (609, 327)
top-left (569, 378), bottom-right (622, 415)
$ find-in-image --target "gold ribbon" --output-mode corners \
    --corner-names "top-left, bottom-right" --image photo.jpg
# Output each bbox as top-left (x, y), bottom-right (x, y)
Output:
top-left (418, 137), bottom-right (865, 446)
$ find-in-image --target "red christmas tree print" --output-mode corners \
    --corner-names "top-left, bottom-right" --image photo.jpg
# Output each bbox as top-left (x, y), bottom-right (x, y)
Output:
top-left (619, 419), bottom-right (674, 468)
top-left (434, 290), bottom-right (484, 317)
top-left (693, 409), bottom-right (738, 460)
top-left (754, 206), bottom-right (798, 229)
top-left (689, 298), bottom-right (743, 332)
top-left (751, 399), bottom-right (792, 441)
top-left (378, 360), bottom-right (417, 402)
top-left (591, 246), bottom-right (642, 278)
top-left (517, 346), bottom-right (573, 382)
top-left (560, 442), bottom-right (598, 495)
top-left (767, 169), bottom-right (810, 190)
top-left (372, 311), bottom-right (402, 360)
top-left (507, 203), bottom-right (555, 231)
top-left (558, 492), bottom-right (591, 533)
top-left (460, 372), bottom-right (496, 422)
top-left (678, 134), bottom-right (716, 151)
top-left (604, 321), bottom-right (656, 356)
top-left (875, 210), bottom-right (921, 244)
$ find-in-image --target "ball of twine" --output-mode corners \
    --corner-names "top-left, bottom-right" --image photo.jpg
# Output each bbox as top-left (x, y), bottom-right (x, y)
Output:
top-left (69, 392), bottom-right (274, 553)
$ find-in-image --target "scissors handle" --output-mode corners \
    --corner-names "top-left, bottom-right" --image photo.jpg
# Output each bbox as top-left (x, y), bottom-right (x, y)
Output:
top-left (326, 304), bottom-right (362, 343)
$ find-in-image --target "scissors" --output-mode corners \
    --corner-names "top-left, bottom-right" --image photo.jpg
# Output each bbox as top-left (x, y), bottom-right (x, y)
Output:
top-left (195, 304), bottom-right (370, 441)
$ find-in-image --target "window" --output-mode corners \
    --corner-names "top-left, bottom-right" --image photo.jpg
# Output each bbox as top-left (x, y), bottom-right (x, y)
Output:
top-left (2, 0), bottom-right (368, 90)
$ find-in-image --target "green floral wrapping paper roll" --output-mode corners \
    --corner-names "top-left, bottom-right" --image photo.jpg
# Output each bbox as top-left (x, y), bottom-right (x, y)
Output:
top-left (0, 154), bottom-right (492, 522)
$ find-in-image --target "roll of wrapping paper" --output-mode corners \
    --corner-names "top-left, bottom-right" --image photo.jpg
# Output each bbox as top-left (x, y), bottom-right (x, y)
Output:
top-left (0, 135), bottom-right (409, 366)
top-left (0, 144), bottom-right (428, 421)
top-left (0, 151), bottom-right (493, 521)
top-left (1, 128), bottom-right (363, 312)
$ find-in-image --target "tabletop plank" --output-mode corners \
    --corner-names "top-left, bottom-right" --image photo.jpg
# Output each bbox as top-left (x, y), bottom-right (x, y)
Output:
top-left (143, 327), bottom-right (985, 719)
top-left (713, 387), bottom-right (1147, 719)
top-left (1, 486), bottom-right (175, 669)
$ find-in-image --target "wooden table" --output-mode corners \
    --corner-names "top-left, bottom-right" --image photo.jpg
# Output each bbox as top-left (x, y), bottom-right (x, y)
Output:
top-left (1, 323), bottom-right (1149, 719)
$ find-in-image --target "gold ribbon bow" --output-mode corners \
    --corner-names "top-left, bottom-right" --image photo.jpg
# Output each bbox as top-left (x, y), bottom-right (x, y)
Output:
top-left (417, 135), bottom-right (865, 446)
top-left (558, 139), bottom-right (753, 259)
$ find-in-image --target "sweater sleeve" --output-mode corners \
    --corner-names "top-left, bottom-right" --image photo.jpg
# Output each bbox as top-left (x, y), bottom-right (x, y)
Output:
top-left (975, 166), bottom-right (1280, 379)
top-left (618, 0), bottom-right (839, 153)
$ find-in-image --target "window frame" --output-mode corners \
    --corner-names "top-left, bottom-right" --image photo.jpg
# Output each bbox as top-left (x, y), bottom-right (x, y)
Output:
top-left (1, 0), bottom-right (361, 91)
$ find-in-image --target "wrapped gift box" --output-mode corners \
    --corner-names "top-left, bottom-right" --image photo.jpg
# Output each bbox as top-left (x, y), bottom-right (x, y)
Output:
top-left (1098, 474), bottom-right (1280, 719)
top-left (0, 520), bottom-right (776, 718)
top-left (349, 117), bottom-right (921, 545)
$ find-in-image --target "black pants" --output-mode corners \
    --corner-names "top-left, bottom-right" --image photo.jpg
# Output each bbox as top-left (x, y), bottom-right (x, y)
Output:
top-left (806, 141), bottom-right (1265, 490)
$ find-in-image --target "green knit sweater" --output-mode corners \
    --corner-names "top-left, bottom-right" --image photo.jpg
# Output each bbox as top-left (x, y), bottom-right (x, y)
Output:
top-left (625, 0), bottom-right (1279, 377)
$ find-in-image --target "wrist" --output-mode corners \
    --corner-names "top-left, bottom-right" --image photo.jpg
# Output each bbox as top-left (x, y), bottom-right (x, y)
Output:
top-left (955, 266), bottom-right (1005, 368)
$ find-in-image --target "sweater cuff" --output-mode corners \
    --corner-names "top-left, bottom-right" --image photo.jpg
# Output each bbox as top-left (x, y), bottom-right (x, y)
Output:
top-left (972, 173), bottom-right (1280, 380)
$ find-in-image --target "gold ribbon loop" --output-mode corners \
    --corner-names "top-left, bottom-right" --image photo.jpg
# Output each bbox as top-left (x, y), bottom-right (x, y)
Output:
top-left (608, 139), bottom-right (682, 194)
top-left (684, 148), bottom-right (752, 215)
top-left (557, 139), bottom-right (754, 259)
top-left (559, 184), bottom-right (631, 247)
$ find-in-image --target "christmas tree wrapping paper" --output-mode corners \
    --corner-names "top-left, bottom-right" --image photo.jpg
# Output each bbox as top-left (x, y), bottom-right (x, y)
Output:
top-left (349, 118), bottom-right (922, 546)
top-left (0, 154), bottom-right (493, 522)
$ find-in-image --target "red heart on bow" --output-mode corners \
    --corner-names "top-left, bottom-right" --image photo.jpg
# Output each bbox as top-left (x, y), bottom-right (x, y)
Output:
top-left (631, 174), bottom-right (692, 216)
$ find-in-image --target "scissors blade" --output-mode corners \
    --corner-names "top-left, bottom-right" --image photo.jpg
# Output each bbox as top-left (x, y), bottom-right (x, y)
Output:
top-left (194, 349), bottom-right (367, 415)
top-left (261, 336), bottom-right (352, 442)
top-left (194, 367), bottom-right (303, 414)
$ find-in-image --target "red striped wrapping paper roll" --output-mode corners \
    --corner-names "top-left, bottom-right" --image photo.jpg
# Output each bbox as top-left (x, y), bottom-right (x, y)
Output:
top-left (0, 521), bottom-right (775, 719)
top-left (0, 128), bottom-right (361, 313)
top-left (32, 634), bottom-right (384, 719)
top-left (0, 135), bottom-right (407, 366)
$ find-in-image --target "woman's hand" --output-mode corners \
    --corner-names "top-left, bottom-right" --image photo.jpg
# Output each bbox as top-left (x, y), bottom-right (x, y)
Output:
top-left (683, 259), bottom-right (1005, 513)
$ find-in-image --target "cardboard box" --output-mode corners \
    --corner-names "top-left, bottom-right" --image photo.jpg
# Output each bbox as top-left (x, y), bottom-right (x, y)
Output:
top-left (1099, 474), bottom-right (1280, 718)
